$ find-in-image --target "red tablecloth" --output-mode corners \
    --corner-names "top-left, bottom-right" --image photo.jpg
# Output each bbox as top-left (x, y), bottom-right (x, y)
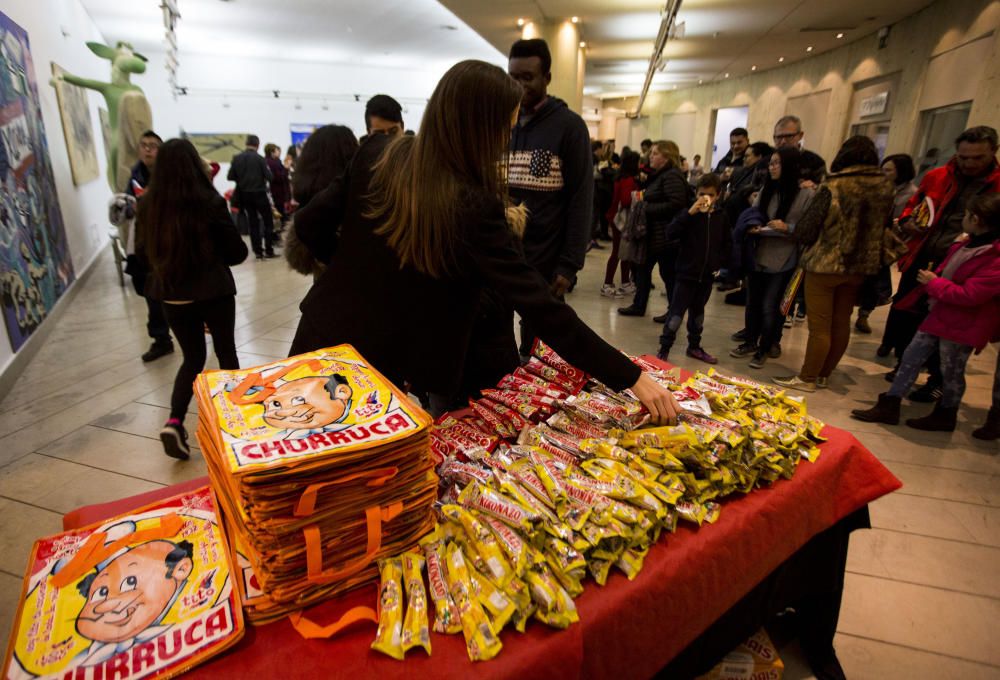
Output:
top-left (63, 369), bottom-right (901, 679)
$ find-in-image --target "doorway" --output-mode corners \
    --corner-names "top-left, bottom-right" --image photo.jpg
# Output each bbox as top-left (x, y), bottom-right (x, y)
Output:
top-left (851, 122), bottom-right (891, 161)
top-left (915, 101), bottom-right (972, 178)
top-left (709, 106), bottom-right (749, 169)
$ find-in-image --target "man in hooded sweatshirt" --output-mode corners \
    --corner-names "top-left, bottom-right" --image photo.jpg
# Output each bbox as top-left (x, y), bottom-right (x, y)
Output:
top-left (508, 38), bottom-right (594, 357)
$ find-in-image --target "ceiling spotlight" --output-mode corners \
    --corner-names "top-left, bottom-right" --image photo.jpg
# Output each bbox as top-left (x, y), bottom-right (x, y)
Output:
top-left (778, 56), bottom-right (785, 62)
top-left (672, 84), bottom-right (677, 90)
top-left (751, 65), bottom-right (757, 71)
top-left (579, 41), bottom-right (586, 48)
top-left (698, 79), bottom-right (703, 84)
top-left (571, 16), bottom-right (579, 23)
top-left (517, 17), bottom-right (524, 27)
top-left (836, 32), bottom-right (844, 39)
top-left (724, 72), bottom-right (729, 78)
top-left (806, 45), bottom-right (813, 52)
top-left (273, 90), bottom-right (280, 98)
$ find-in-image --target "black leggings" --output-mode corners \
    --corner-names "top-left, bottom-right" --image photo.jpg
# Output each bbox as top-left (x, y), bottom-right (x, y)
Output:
top-left (163, 296), bottom-right (239, 420)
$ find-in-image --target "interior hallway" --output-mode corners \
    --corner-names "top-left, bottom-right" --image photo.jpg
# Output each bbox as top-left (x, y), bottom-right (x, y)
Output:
top-left (0, 244), bottom-right (997, 679)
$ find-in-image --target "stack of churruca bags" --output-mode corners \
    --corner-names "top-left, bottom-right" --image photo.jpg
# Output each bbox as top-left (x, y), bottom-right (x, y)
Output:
top-left (194, 345), bottom-right (437, 623)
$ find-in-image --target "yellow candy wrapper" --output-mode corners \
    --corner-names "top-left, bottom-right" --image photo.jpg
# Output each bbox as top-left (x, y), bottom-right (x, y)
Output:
top-left (440, 505), bottom-right (513, 587)
top-left (371, 558), bottom-right (405, 660)
top-left (400, 552), bottom-right (431, 656)
top-left (470, 568), bottom-right (516, 631)
top-left (616, 546), bottom-right (648, 580)
top-left (419, 534), bottom-right (462, 635)
top-left (445, 543), bottom-right (503, 662)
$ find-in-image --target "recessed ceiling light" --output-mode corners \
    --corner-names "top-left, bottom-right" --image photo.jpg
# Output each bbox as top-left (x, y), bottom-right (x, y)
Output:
top-left (806, 45), bottom-right (813, 52)
top-left (698, 79), bottom-right (703, 84)
top-left (751, 65), bottom-right (757, 71)
top-left (517, 17), bottom-right (524, 27)
top-left (571, 16), bottom-right (579, 23)
top-left (579, 41), bottom-right (586, 48)
top-left (836, 32), bottom-right (844, 39)
top-left (778, 56), bottom-right (785, 62)
top-left (724, 72), bottom-right (730, 78)
top-left (672, 84), bottom-right (677, 89)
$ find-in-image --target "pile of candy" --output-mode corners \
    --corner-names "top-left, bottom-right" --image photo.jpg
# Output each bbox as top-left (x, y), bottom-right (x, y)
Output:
top-left (374, 342), bottom-right (826, 661)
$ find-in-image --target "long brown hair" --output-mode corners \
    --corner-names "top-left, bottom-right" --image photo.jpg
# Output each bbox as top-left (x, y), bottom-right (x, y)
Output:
top-left (136, 138), bottom-right (218, 285)
top-left (367, 60), bottom-right (523, 278)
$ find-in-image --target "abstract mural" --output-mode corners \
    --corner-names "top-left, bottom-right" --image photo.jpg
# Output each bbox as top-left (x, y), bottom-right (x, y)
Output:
top-left (0, 11), bottom-right (75, 352)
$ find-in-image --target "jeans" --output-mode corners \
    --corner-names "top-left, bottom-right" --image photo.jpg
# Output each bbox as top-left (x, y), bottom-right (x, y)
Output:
top-left (604, 221), bottom-right (632, 286)
top-left (887, 331), bottom-right (973, 408)
top-left (659, 277), bottom-right (713, 353)
top-left (163, 296), bottom-right (239, 420)
top-left (239, 190), bottom-right (275, 256)
top-left (799, 272), bottom-right (864, 382)
top-left (145, 296), bottom-right (171, 343)
top-left (746, 270), bottom-right (794, 352)
top-left (630, 247), bottom-right (677, 313)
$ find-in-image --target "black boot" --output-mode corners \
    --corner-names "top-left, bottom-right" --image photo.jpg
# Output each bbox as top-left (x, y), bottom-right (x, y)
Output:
top-left (618, 306), bottom-right (645, 316)
top-left (972, 407), bottom-right (1000, 441)
top-left (142, 340), bottom-right (174, 363)
top-left (851, 393), bottom-right (901, 425)
top-left (906, 404), bottom-right (958, 432)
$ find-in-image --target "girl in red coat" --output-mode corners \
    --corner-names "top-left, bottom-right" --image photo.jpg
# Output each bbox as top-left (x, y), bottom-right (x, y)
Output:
top-left (853, 193), bottom-right (1000, 431)
top-left (601, 150), bottom-right (639, 296)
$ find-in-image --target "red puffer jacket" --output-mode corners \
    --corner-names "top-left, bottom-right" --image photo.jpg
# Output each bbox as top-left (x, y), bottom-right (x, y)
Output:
top-left (918, 239), bottom-right (1000, 351)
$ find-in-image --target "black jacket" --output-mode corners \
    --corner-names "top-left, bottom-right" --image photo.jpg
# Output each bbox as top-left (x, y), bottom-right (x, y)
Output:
top-left (125, 161), bottom-right (150, 196)
top-left (665, 208), bottom-right (732, 282)
top-left (713, 150), bottom-right (745, 174)
top-left (642, 166), bottom-right (690, 254)
top-left (291, 135), bottom-right (640, 396)
top-left (227, 149), bottom-right (272, 193)
top-left (509, 97), bottom-right (593, 281)
top-left (136, 194), bottom-right (248, 301)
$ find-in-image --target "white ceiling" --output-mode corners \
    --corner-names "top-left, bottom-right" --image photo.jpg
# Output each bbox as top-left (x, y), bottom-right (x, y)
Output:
top-left (438, 0), bottom-right (938, 97)
top-left (79, 0), bottom-right (504, 71)
top-left (79, 0), bottom-right (938, 98)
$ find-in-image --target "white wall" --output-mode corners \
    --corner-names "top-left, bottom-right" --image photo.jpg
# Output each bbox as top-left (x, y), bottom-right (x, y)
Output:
top-left (0, 0), bottom-right (113, 377)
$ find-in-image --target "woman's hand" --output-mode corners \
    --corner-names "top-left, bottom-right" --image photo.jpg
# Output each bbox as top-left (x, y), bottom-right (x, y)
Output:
top-left (767, 219), bottom-right (789, 233)
top-left (630, 373), bottom-right (680, 425)
top-left (917, 269), bottom-right (938, 285)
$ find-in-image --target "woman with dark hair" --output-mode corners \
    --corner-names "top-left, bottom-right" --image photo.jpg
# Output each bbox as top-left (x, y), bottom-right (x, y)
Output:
top-left (289, 60), bottom-right (679, 422)
top-left (135, 138), bottom-right (249, 458)
top-left (731, 147), bottom-right (814, 368)
top-left (284, 125), bottom-right (359, 275)
top-left (856, 153), bottom-right (919, 334)
top-left (619, 140), bottom-right (690, 318)
top-left (773, 136), bottom-right (894, 391)
top-left (602, 149), bottom-right (640, 296)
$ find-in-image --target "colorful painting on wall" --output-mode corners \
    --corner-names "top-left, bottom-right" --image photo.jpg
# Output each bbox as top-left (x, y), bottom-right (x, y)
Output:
top-left (184, 132), bottom-right (249, 163)
top-left (50, 62), bottom-right (99, 186)
top-left (0, 12), bottom-right (75, 353)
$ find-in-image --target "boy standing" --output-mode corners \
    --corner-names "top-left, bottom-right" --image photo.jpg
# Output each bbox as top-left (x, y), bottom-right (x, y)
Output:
top-left (657, 174), bottom-right (731, 363)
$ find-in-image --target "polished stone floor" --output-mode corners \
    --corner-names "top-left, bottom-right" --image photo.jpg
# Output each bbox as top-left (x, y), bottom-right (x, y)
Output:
top-left (0, 243), bottom-right (997, 678)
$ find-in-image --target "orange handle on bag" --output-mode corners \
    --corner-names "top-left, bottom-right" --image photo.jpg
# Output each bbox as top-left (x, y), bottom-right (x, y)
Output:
top-left (302, 502), bottom-right (404, 585)
top-left (294, 467), bottom-right (399, 517)
top-left (288, 606), bottom-right (378, 639)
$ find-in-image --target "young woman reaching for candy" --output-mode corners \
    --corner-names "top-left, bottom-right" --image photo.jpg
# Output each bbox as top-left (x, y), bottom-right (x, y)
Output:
top-left (289, 60), bottom-right (679, 423)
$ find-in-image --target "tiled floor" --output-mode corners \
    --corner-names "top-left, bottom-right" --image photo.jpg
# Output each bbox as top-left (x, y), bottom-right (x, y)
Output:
top-left (1, 243), bottom-right (997, 678)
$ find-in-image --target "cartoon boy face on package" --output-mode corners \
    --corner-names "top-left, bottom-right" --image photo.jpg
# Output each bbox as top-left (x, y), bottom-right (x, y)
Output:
top-left (261, 375), bottom-right (353, 431)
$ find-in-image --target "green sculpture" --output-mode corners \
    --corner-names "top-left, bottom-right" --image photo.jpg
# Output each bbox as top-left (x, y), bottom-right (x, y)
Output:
top-left (50, 41), bottom-right (153, 192)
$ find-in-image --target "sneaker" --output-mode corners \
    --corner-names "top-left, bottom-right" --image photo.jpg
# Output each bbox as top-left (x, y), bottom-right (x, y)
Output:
top-left (729, 343), bottom-right (756, 358)
top-left (601, 284), bottom-right (619, 297)
top-left (767, 344), bottom-right (781, 359)
top-left (686, 347), bottom-right (718, 365)
top-left (731, 328), bottom-right (747, 342)
top-left (772, 375), bottom-right (816, 393)
top-left (795, 312), bottom-right (806, 322)
top-left (142, 341), bottom-right (174, 363)
top-left (816, 376), bottom-right (829, 389)
top-left (909, 382), bottom-right (943, 403)
top-left (855, 316), bottom-right (872, 334)
top-left (783, 316), bottom-right (793, 329)
top-left (159, 419), bottom-right (191, 460)
top-left (617, 306), bottom-right (645, 316)
top-left (748, 352), bottom-right (766, 369)
top-left (621, 282), bottom-right (636, 294)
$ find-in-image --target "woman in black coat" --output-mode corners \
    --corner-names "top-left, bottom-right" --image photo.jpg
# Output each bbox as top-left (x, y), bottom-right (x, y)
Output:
top-left (289, 60), bottom-right (678, 422)
top-left (618, 140), bottom-right (690, 317)
top-left (135, 139), bottom-right (249, 459)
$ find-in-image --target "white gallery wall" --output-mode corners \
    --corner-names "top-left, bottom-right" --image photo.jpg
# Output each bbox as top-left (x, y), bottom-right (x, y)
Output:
top-left (0, 0), bottom-right (114, 378)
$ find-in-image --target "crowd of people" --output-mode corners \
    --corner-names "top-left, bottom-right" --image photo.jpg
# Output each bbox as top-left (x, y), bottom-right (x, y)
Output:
top-left (121, 37), bottom-right (1000, 460)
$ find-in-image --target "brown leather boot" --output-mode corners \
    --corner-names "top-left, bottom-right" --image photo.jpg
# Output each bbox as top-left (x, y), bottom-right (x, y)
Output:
top-left (851, 394), bottom-right (901, 425)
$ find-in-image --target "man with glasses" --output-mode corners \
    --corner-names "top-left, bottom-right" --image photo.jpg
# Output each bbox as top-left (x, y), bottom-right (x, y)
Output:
top-left (122, 131), bottom-right (175, 362)
top-left (773, 115), bottom-right (826, 187)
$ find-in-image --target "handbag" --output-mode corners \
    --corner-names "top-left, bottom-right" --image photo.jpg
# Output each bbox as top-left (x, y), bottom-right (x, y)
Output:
top-left (881, 227), bottom-right (909, 267)
top-left (779, 268), bottom-right (805, 317)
